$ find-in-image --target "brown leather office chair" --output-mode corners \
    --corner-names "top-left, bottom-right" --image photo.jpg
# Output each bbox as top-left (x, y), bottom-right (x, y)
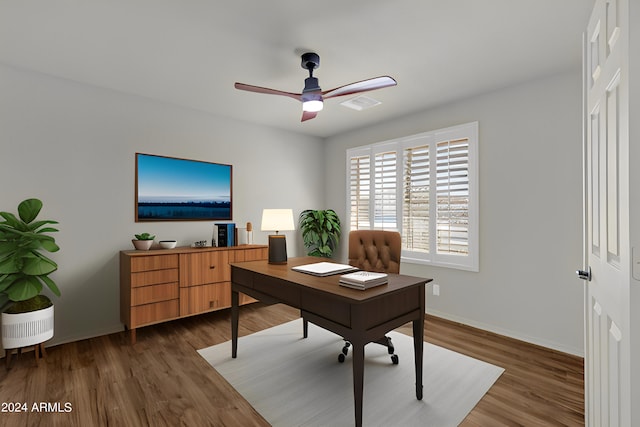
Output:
top-left (348, 230), bottom-right (401, 274)
top-left (339, 229), bottom-right (402, 364)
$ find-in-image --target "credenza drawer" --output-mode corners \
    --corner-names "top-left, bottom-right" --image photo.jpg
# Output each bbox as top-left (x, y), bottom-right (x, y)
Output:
top-left (231, 247), bottom-right (269, 262)
top-left (131, 254), bottom-right (179, 272)
top-left (130, 299), bottom-right (179, 327)
top-left (181, 251), bottom-right (230, 286)
top-left (180, 282), bottom-right (232, 316)
top-left (131, 282), bottom-right (179, 306)
top-left (131, 268), bottom-right (179, 287)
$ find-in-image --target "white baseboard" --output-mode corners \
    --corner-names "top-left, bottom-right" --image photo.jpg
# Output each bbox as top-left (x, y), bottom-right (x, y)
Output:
top-left (427, 309), bottom-right (584, 357)
top-left (50, 325), bottom-right (125, 348)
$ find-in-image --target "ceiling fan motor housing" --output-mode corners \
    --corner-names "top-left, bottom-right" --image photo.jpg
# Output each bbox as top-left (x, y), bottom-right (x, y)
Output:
top-left (303, 77), bottom-right (321, 93)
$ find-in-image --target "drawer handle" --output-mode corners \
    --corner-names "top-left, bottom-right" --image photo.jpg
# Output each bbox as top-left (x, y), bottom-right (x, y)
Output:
top-left (210, 265), bottom-right (216, 269)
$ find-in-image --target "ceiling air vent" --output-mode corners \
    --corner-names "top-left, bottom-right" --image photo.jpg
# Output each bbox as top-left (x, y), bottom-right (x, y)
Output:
top-left (340, 95), bottom-right (382, 111)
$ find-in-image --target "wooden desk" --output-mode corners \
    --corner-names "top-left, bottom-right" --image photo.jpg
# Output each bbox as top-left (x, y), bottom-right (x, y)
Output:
top-left (230, 256), bottom-right (431, 427)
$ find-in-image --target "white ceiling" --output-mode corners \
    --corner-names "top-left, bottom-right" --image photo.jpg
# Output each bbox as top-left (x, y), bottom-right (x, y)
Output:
top-left (0, 0), bottom-right (594, 138)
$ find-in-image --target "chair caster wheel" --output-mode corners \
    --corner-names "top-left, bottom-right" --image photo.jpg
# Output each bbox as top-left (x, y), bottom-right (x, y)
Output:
top-left (388, 345), bottom-right (395, 355)
top-left (338, 353), bottom-right (346, 363)
top-left (342, 342), bottom-right (350, 356)
top-left (391, 354), bottom-right (399, 364)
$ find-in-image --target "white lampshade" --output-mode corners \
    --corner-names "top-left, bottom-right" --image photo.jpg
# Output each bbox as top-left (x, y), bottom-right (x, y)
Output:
top-left (261, 209), bottom-right (295, 233)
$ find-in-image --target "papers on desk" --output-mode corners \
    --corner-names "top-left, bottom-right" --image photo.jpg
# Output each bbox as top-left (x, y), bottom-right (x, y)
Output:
top-left (339, 271), bottom-right (388, 290)
top-left (291, 262), bottom-right (358, 277)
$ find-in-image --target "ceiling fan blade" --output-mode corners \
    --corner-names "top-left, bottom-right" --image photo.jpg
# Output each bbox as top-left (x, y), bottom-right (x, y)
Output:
top-left (301, 111), bottom-right (318, 122)
top-left (234, 82), bottom-right (301, 101)
top-left (322, 76), bottom-right (397, 99)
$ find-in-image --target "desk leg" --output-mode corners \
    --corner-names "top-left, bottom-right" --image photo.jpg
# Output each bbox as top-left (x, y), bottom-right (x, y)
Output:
top-left (231, 289), bottom-right (239, 358)
top-left (413, 316), bottom-right (424, 400)
top-left (352, 340), bottom-right (365, 427)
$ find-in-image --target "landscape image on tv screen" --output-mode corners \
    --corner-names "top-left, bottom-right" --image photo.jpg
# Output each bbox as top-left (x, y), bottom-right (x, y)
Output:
top-left (136, 153), bottom-right (232, 221)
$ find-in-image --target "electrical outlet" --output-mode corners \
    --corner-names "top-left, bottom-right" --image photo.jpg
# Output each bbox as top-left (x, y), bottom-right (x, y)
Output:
top-left (432, 284), bottom-right (440, 296)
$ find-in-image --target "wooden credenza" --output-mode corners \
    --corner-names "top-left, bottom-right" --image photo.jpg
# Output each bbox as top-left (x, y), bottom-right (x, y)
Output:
top-left (120, 245), bottom-right (268, 343)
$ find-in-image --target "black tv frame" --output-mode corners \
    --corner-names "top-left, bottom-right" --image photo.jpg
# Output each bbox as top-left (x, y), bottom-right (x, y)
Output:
top-left (135, 153), bottom-right (233, 222)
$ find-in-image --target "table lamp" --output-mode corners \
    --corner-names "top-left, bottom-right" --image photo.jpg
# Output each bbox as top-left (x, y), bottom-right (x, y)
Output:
top-left (261, 209), bottom-right (295, 264)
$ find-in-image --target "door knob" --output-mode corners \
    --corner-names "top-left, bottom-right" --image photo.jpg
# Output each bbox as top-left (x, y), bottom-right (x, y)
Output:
top-left (576, 267), bottom-right (592, 281)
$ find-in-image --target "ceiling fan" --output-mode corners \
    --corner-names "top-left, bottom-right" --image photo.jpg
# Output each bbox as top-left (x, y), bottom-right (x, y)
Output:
top-left (234, 52), bottom-right (397, 122)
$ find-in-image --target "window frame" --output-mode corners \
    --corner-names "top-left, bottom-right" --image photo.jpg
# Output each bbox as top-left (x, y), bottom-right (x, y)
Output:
top-left (346, 122), bottom-right (479, 272)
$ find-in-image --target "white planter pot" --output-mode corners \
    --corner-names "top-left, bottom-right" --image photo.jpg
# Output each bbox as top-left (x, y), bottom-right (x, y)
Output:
top-left (132, 239), bottom-right (153, 250)
top-left (2, 305), bottom-right (54, 349)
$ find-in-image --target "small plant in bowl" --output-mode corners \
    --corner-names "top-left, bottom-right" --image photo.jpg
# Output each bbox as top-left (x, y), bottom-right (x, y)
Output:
top-left (132, 233), bottom-right (155, 250)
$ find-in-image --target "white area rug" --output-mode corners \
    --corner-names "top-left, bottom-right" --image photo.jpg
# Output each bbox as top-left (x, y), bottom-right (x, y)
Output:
top-left (198, 319), bottom-right (504, 427)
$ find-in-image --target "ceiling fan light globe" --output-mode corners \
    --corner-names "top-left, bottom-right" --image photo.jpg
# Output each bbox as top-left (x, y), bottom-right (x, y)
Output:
top-left (302, 99), bottom-right (323, 112)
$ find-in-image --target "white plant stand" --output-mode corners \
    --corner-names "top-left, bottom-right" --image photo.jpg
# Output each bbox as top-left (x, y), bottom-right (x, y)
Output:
top-left (2, 305), bottom-right (54, 368)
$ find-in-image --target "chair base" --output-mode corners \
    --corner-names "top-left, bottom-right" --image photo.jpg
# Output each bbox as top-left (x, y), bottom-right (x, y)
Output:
top-left (338, 336), bottom-right (399, 364)
top-left (301, 318), bottom-right (399, 365)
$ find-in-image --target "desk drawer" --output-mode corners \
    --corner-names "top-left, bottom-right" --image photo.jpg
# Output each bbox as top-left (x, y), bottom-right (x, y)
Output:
top-left (362, 286), bottom-right (422, 329)
top-left (253, 276), bottom-right (300, 306)
top-left (301, 292), bottom-right (350, 327)
top-left (231, 267), bottom-right (255, 288)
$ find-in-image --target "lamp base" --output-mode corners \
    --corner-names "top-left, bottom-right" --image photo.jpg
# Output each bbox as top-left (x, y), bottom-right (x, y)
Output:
top-left (268, 235), bottom-right (288, 264)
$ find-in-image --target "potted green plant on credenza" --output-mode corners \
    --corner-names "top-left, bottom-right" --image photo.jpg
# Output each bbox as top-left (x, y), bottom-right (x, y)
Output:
top-left (0, 198), bottom-right (61, 366)
top-left (299, 209), bottom-right (341, 258)
top-left (132, 232), bottom-right (155, 250)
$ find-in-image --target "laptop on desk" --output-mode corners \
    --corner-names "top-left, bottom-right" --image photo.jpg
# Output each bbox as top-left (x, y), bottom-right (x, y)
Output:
top-left (291, 261), bottom-right (358, 277)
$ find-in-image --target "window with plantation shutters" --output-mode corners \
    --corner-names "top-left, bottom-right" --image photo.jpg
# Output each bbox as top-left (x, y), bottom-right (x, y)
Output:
top-left (346, 122), bottom-right (478, 272)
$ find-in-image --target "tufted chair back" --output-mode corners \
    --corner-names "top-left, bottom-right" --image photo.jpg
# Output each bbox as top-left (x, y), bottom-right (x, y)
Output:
top-left (348, 230), bottom-right (401, 274)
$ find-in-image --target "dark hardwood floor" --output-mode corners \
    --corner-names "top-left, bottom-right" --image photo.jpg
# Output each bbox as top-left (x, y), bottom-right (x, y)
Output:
top-left (0, 303), bottom-right (584, 426)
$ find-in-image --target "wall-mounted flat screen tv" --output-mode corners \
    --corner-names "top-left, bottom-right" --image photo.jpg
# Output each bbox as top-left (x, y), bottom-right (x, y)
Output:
top-left (135, 153), bottom-right (232, 221)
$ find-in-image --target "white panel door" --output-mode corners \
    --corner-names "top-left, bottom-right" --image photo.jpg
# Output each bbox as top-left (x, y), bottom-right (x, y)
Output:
top-left (582, 1), bottom-right (637, 426)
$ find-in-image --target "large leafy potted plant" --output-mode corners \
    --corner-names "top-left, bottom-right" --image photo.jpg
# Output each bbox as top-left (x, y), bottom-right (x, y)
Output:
top-left (0, 198), bottom-right (61, 350)
top-left (299, 209), bottom-right (341, 258)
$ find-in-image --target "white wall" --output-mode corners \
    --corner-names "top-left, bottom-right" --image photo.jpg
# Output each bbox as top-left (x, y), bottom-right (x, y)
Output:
top-left (324, 71), bottom-right (584, 355)
top-left (0, 63), bottom-right (585, 356)
top-left (0, 63), bottom-right (324, 345)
